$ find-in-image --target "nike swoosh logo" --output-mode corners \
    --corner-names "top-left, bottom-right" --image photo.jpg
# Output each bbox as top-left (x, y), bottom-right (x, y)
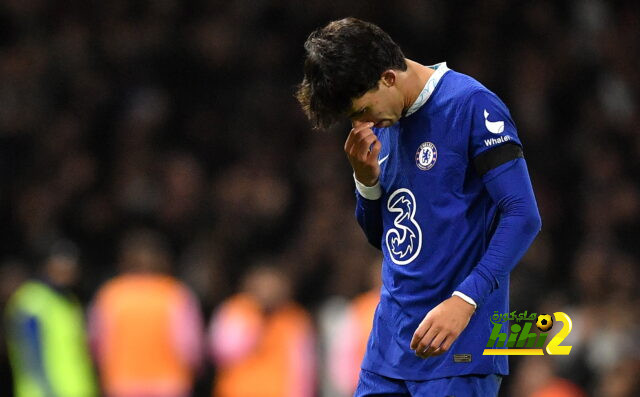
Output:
top-left (378, 154), bottom-right (390, 164)
top-left (484, 109), bottom-right (504, 134)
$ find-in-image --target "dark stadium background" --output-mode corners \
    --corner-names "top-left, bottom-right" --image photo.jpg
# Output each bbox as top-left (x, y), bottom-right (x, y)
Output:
top-left (0, 1), bottom-right (638, 396)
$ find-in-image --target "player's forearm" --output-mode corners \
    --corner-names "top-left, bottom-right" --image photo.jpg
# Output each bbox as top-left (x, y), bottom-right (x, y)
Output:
top-left (354, 189), bottom-right (383, 250)
top-left (456, 158), bottom-right (541, 307)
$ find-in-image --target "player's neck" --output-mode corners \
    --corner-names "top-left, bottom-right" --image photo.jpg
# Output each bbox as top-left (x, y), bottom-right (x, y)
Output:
top-left (401, 59), bottom-right (435, 114)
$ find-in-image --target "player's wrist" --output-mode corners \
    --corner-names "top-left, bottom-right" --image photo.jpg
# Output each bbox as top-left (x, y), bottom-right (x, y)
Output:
top-left (354, 173), bottom-right (382, 200)
top-left (451, 292), bottom-right (477, 313)
top-left (354, 172), bottom-right (378, 187)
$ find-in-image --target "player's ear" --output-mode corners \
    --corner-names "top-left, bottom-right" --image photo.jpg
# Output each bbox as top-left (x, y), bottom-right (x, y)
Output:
top-left (380, 70), bottom-right (396, 88)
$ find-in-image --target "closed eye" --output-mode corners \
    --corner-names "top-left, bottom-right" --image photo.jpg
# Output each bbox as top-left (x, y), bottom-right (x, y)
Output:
top-left (349, 107), bottom-right (367, 119)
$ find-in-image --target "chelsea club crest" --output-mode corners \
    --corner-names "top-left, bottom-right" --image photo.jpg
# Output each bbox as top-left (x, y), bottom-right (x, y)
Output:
top-left (416, 142), bottom-right (437, 170)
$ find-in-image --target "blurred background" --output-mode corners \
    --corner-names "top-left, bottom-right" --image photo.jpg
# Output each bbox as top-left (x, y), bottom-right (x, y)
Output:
top-left (0, 1), bottom-right (638, 396)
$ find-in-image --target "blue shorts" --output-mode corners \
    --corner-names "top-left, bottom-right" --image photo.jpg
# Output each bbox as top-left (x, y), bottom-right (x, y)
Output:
top-left (354, 369), bottom-right (502, 397)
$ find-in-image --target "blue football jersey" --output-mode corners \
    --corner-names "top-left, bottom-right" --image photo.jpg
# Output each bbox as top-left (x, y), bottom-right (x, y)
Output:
top-left (360, 63), bottom-right (523, 380)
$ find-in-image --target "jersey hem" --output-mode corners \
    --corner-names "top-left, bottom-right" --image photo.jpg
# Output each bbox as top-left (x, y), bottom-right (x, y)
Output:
top-left (360, 362), bottom-right (509, 382)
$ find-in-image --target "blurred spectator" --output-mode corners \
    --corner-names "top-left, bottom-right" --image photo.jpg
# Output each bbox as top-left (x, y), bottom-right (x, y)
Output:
top-left (209, 263), bottom-right (314, 397)
top-left (509, 356), bottom-right (586, 397)
top-left (321, 259), bottom-right (381, 397)
top-left (89, 229), bottom-right (203, 397)
top-left (594, 357), bottom-right (640, 397)
top-left (4, 241), bottom-right (97, 397)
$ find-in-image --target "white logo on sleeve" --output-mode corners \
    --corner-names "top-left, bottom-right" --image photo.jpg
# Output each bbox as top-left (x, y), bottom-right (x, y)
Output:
top-left (386, 189), bottom-right (422, 265)
top-left (484, 109), bottom-right (504, 134)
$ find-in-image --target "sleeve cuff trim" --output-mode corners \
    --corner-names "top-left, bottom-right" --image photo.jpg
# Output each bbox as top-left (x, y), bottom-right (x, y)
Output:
top-left (452, 291), bottom-right (478, 309)
top-left (354, 174), bottom-right (382, 200)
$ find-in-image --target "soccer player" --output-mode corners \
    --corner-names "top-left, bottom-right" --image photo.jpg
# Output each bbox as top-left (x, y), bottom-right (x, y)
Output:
top-left (296, 18), bottom-right (542, 396)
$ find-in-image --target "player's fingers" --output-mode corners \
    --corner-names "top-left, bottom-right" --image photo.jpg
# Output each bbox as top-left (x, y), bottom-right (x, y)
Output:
top-left (423, 331), bottom-right (447, 357)
top-left (353, 129), bottom-right (375, 147)
top-left (344, 134), bottom-right (353, 153)
top-left (352, 121), bottom-right (374, 133)
top-left (345, 123), bottom-right (374, 153)
top-left (352, 120), bottom-right (374, 134)
top-left (369, 139), bottom-right (382, 160)
top-left (416, 327), bottom-right (440, 358)
top-left (344, 128), bottom-right (358, 153)
top-left (430, 335), bottom-right (457, 356)
top-left (350, 123), bottom-right (374, 143)
top-left (410, 318), bottom-right (431, 350)
top-left (428, 347), bottom-right (444, 357)
top-left (355, 135), bottom-right (378, 161)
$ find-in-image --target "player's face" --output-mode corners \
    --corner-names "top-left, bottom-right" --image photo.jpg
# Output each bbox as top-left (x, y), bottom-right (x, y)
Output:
top-left (348, 75), bottom-right (404, 128)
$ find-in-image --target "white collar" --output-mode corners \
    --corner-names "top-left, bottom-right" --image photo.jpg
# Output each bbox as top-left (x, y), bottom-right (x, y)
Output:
top-left (404, 62), bottom-right (450, 117)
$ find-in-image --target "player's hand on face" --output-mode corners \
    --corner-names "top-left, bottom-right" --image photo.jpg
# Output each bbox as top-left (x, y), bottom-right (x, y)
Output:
top-left (344, 121), bottom-right (381, 186)
top-left (410, 296), bottom-right (476, 359)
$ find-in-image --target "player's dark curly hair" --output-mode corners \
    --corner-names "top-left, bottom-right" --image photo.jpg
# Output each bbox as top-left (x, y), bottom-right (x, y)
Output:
top-left (296, 18), bottom-right (407, 129)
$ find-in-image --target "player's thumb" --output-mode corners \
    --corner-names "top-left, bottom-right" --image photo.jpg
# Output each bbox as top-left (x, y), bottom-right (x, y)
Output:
top-left (369, 139), bottom-right (382, 162)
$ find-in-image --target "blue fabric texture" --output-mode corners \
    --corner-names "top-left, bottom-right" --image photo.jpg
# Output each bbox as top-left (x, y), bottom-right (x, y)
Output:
top-left (455, 158), bottom-right (542, 307)
top-left (355, 368), bottom-right (502, 397)
top-left (355, 193), bottom-right (384, 250)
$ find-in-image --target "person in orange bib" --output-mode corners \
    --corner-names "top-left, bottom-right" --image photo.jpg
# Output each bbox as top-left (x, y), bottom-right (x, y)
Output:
top-left (89, 229), bottom-right (204, 397)
top-left (208, 264), bottom-right (315, 397)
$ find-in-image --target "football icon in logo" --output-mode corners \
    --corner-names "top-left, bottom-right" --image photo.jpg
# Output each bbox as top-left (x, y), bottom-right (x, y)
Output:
top-left (483, 109), bottom-right (505, 134)
top-left (536, 314), bottom-right (553, 332)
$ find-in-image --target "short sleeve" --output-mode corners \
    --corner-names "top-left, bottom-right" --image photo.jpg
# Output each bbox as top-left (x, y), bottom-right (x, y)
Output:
top-left (464, 90), bottom-right (522, 159)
